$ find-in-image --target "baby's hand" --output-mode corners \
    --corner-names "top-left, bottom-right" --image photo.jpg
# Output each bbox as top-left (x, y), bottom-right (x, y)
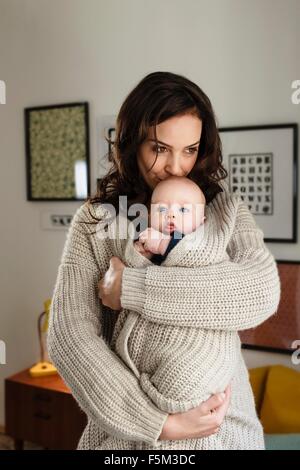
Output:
top-left (133, 240), bottom-right (153, 259)
top-left (139, 228), bottom-right (171, 255)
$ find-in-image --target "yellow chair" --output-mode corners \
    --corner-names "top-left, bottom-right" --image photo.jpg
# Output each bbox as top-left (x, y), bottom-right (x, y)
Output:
top-left (249, 365), bottom-right (300, 433)
top-left (248, 365), bottom-right (271, 416)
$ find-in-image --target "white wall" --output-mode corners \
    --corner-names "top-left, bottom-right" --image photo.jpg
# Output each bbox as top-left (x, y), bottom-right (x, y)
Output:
top-left (0, 0), bottom-right (300, 426)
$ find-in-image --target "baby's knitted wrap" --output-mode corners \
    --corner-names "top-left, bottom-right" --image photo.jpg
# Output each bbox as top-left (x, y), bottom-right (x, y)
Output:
top-left (109, 204), bottom-right (241, 414)
top-left (47, 184), bottom-right (281, 450)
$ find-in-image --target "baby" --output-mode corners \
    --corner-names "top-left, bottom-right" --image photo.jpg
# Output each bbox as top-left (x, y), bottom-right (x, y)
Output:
top-left (107, 175), bottom-right (240, 417)
top-left (133, 176), bottom-right (206, 264)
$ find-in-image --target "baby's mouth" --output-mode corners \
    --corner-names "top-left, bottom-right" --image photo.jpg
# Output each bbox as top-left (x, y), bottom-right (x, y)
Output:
top-left (166, 223), bottom-right (175, 232)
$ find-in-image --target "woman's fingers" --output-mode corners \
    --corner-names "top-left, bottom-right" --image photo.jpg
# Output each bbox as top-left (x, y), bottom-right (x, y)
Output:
top-left (96, 257), bottom-right (124, 310)
top-left (200, 392), bottom-right (226, 415)
top-left (201, 382), bottom-right (232, 415)
top-left (109, 256), bottom-right (125, 269)
top-left (196, 385), bottom-right (232, 431)
top-left (215, 384), bottom-right (231, 416)
top-left (225, 383), bottom-right (232, 399)
top-left (172, 384), bottom-right (232, 440)
top-left (207, 384), bottom-right (232, 428)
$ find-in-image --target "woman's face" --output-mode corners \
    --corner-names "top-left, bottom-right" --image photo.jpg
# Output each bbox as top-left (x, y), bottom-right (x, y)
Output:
top-left (137, 113), bottom-right (202, 190)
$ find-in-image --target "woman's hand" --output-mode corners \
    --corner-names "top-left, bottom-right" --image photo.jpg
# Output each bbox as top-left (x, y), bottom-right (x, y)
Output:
top-left (159, 384), bottom-right (231, 441)
top-left (98, 256), bottom-right (125, 310)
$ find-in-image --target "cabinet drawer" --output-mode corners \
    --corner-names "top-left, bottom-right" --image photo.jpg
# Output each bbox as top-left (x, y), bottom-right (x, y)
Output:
top-left (5, 380), bottom-right (87, 449)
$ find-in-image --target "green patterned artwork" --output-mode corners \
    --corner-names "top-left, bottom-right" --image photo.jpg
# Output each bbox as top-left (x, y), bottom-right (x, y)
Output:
top-left (25, 102), bottom-right (90, 200)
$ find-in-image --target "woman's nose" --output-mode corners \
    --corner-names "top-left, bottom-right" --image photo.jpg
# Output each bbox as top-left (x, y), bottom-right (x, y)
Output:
top-left (165, 155), bottom-right (184, 176)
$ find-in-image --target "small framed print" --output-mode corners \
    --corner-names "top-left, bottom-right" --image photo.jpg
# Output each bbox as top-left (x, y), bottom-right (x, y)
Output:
top-left (25, 102), bottom-right (90, 201)
top-left (240, 260), bottom-right (300, 355)
top-left (219, 124), bottom-right (298, 243)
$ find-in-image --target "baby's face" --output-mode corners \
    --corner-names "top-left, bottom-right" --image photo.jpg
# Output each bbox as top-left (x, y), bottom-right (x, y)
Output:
top-left (150, 181), bottom-right (206, 235)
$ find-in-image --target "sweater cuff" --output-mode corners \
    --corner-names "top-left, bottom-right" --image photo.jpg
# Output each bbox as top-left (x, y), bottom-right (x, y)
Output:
top-left (138, 402), bottom-right (169, 445)
top-left (121, 267), bottom-right (147, 314)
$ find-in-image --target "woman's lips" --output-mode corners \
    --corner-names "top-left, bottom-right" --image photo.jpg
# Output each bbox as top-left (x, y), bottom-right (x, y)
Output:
top-left (166, 223), bottom-right (175, 232)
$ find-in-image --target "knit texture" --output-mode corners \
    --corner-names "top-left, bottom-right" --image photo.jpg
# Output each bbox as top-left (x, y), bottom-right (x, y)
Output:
top-left (110, 209), bottom-right (242, 414)
top-left (47, 183), bottom-right (281, 450)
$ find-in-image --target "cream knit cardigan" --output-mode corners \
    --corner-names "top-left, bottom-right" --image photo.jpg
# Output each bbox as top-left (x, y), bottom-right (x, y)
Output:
top-left (47, 183), bottom-right (281, 450)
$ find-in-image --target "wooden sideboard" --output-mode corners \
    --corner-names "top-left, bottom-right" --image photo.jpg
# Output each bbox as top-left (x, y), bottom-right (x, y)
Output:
top-left (5, 368), bottom-right (87, 450)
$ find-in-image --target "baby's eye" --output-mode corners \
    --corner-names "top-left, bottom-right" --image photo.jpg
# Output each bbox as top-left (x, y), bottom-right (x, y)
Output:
top-left (180, 207), bottom-right (190, 213)
top-left (158, 206), bottom-right (167, 212)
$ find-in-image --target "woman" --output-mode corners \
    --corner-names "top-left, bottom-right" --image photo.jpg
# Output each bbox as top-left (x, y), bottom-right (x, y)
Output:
top-left (47, 71), bottom-right (280, 450)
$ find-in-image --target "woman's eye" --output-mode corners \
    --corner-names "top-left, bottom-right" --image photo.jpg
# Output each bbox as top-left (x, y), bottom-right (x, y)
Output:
top-left (180, 207), bottom-right (189, 213)
top-left (187, 147), bottom-right (198, 154)
top-left (153, 146), bottom-right (167, 153)
top-left (152, 146), bottom-right (198, 155)
top-left (158, 207), bottom-right (167, 212)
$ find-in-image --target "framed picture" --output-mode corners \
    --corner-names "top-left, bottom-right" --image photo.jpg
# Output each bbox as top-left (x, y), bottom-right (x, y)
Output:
top-left (219, 124), bottom-right (298, 243)
top-left (25, 102), bottom-right (90, 201)
top-left (96, 114), bottom-right (116, 180)
top-left (240, 260), bottom-right (300, 355)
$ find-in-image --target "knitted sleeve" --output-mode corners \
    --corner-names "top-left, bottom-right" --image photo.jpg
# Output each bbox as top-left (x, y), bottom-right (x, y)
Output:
top-left (120, 197), bottom-right (281, 330)
top-left (47, 203), bottom-right (168, 445)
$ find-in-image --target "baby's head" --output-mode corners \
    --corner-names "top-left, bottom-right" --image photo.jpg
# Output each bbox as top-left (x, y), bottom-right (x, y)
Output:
top-left (149, 176), bottom-right (206, 235)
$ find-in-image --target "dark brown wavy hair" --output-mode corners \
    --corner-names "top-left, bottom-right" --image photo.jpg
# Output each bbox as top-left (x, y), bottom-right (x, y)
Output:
top-left (84, 71), bottom-right (228, 229)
